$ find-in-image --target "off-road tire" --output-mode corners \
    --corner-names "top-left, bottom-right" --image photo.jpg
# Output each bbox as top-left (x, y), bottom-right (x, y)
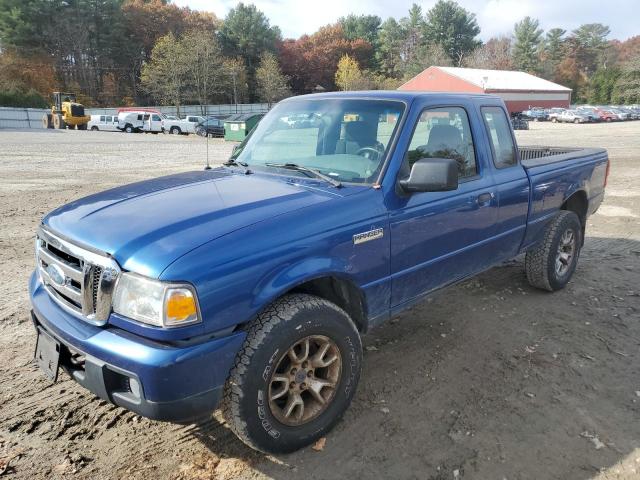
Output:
top-left (525, 211), bottom-right (582, 291)
top-left (53, 114), bottom-right (66, 129)
top-left (42, 113), bottom-right (52, 129)
top-left (221, 294), bottom-right (362, 454)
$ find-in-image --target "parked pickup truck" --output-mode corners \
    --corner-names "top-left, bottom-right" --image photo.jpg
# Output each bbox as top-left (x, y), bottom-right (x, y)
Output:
top-left (161, 115), bottom-right (205, 135)
top-left (30, 92), bottom-right (609, 454)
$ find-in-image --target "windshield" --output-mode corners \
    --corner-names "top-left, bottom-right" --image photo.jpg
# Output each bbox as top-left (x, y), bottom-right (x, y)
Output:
top-left (232, 98), bottom-right (405, 184)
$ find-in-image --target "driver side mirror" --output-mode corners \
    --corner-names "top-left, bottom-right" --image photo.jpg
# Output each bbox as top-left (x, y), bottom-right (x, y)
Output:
top-left (399, 157), bottom-right (458, 193)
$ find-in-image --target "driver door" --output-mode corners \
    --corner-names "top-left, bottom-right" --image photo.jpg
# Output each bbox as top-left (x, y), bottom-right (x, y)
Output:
top-left (388, 103), bottom-right (499, 307)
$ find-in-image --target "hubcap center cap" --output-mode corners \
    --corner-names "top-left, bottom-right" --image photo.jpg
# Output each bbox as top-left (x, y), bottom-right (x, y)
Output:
top-left (294, 369), bottom-right (307, 383)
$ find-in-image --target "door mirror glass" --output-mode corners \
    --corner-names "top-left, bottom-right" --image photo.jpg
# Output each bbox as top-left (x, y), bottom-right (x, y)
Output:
top-left (399, 157), bottom-right (458, 193)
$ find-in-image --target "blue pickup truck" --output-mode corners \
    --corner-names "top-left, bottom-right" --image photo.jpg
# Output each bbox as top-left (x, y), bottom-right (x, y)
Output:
top-left (30, 91), bottom-right (609, 453)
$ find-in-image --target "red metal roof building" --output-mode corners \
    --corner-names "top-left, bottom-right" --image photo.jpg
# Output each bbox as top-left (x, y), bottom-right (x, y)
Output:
top-left (399, 66), bottom-right (572, 113)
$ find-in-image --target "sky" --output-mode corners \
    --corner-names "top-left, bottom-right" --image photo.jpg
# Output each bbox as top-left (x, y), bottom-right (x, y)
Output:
top-left (174, 0), bottom-right (637, 41)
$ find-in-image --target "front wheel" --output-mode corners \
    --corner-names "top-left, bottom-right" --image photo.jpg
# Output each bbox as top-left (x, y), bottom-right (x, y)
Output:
top-left (525, 211), bottom-right (582, 291)
top-left (222, 294), bottom-right (362, 454)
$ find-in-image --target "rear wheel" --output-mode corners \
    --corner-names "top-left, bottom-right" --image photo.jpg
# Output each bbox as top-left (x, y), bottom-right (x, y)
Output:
top-left (42, 113), bottom-right (52, 129)
top-left (525, 211), bottom-right (582, 291)
top-left (573, 118), bottom-right (580, 124)
top-left (53, 114), bottom-right (66, 129)
top-left (222, 294), bottom-right (362, 454)
top-left (551, 117), bottom-right (557, 123)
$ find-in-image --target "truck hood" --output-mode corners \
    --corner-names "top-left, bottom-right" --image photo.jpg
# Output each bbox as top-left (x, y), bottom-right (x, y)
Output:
top-left (43, 169), bottom-right (352, 277)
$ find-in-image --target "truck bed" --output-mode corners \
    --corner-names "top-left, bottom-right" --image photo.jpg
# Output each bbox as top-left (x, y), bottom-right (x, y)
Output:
top-left (520, 146), bottom-right (607, 167)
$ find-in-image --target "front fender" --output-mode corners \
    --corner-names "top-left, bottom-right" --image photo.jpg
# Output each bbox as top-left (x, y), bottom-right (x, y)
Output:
top-left (251, 256), bottom-right (358, 313)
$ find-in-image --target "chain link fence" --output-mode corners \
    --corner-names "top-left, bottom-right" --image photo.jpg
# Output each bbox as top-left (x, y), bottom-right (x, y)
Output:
top-left (0, 104), bottom-right (271, 129)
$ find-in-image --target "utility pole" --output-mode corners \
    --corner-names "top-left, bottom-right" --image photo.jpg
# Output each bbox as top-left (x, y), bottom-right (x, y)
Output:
top-left (232, 71), bottom-right (238, 113)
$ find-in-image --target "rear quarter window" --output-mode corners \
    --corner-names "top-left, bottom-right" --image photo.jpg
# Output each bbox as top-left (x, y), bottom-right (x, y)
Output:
top-left (481, 107), bottom-right (517, 168)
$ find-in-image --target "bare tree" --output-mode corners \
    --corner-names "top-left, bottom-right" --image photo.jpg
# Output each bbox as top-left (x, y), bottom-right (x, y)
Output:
top-left (464, 36), bottom-right (514, 70)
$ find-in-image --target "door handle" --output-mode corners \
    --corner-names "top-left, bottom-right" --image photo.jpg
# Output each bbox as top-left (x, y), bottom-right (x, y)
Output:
top-left (477, 192), bottom-right (494, 206)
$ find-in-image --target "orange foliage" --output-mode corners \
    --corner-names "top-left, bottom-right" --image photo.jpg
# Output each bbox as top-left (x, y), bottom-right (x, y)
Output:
top-left (122, 0), bottom-right (219, 57)
top-left (279, 24), bottom-right (373, 92)
top-left (610, 36), bottom-right (640, 66)
top-left (0, 49), bottom-right (57, 96)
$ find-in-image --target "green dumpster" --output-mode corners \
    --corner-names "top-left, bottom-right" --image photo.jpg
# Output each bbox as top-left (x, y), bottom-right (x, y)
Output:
top-left (223, 113), bottom-right (264, 141)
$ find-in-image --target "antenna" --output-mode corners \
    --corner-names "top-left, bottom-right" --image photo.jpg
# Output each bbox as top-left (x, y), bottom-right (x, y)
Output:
top-left (204, 104), bottom-right (211, 170)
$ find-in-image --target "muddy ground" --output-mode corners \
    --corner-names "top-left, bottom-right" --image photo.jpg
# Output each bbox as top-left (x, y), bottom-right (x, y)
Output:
top-left (0, 123), bottom-right (638, 479)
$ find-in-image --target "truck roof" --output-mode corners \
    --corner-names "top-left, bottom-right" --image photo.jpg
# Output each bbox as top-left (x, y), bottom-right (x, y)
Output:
top-left (283, 90), bottom-right (502, 104)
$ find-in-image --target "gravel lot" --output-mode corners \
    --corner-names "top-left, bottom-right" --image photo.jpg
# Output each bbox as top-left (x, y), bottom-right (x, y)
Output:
top-left (0, 123), bottom-right (639, 479)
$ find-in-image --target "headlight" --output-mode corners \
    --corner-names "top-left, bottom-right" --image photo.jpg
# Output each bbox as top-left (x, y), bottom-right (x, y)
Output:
top-left (112, 272), bottom-right (201, 328)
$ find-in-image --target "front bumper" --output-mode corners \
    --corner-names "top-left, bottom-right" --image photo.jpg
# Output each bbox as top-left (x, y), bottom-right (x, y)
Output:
top-left (29, 272), bottom-right (246, 422)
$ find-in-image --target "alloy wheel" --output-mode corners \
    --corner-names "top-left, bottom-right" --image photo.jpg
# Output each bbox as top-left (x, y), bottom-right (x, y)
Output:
top-left (268, 335), bottom-right (341, 426)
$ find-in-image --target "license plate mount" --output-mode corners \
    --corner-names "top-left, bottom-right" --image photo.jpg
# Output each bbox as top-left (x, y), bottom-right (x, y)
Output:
top-left (34, 328), bottom-right (60, 382)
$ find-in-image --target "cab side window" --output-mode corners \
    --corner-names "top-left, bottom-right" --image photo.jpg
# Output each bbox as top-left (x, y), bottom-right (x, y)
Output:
top-left (404, 107), bottom-right (477, 179)
top-left (482, 107), bottom-right (517, 168)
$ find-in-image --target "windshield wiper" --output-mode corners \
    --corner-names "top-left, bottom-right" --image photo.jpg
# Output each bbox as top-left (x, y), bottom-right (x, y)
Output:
top-left (264, 162), bottom-right (343, 188)
top-left (223, 159), bottom-right (252, 174)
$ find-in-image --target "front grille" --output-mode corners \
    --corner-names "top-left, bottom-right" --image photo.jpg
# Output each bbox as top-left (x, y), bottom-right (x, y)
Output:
top-left (92, 266), bottom-right (102, 313)
top-left (70, 104), bottom-right (85, 117)
top-left (36, 228), bottom-right (120, 326)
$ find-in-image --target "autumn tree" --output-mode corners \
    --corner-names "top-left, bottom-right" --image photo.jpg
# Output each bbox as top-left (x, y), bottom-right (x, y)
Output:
top-left (513, 17), bottom-right (543, 73)
top-left (222, 58), bottom-right (249, 104)
top-left (555, 56), bottom-right (587, 102)
top-left (181, 30), bottom-right (227, 108)
top-left (256, 51), bottom-right (291, 104)
top-left (335, 55), bottom-right (363, 91)
top-left (279, 25), bottom-right (372, 93)
top-left (424, 0), bottom-right (481, 66)
top-left (403, 44), bottom-right (452, 78)
top-left (612, 36), bottom-right (640, 65)
top-left (141, 33), bottom-right (189, 114)
top-left (463, 37), bottom-right (514, 70)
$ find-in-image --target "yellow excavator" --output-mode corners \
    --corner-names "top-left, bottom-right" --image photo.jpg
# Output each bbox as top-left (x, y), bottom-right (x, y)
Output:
top-left (42, 92), bottom-right (90, 130)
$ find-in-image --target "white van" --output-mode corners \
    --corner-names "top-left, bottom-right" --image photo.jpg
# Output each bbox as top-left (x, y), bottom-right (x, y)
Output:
top-left (88, 114), bottom-right (119, 132)
top-left (117, 111), bottom-right (165, 133)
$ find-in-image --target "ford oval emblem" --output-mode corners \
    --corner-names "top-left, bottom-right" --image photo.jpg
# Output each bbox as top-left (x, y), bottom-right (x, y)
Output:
top-left (46, 264), bottom-right (66, 286)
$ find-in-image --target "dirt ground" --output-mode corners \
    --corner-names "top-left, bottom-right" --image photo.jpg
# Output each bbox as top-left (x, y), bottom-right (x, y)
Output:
top-left (0, 123), bottom-right (639, 480)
